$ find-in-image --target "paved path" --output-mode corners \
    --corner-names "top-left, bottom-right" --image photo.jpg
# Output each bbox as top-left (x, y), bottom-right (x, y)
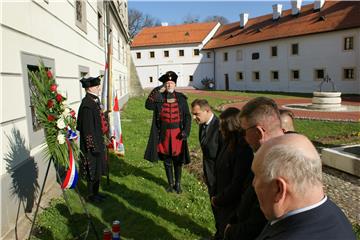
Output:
top-left (182, 89), bottom-right (360, 122)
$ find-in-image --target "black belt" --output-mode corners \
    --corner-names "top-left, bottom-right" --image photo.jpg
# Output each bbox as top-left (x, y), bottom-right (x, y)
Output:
top-left (161, 122), bottom-right (180, 129)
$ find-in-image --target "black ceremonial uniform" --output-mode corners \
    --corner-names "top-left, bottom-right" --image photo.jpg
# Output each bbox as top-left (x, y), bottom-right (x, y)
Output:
top-left (77, 77), bottom-right (108, 201)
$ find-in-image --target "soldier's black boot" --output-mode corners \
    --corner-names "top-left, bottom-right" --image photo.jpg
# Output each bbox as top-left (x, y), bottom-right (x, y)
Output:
top-left (174, 164), bottom-right (182, 194)
top-left (164, 163), bottom-right (174, 192)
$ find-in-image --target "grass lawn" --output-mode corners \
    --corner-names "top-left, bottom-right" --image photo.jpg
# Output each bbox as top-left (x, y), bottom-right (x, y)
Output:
top-left (32, 92), bottom-right (360, 240)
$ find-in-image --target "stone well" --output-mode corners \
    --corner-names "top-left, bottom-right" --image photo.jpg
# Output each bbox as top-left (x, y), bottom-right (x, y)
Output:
top-left (308, 91), bottom-right (344, 110)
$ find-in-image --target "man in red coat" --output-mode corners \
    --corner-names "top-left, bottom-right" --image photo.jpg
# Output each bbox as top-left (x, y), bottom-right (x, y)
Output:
top-left (144, 71), bottom-right (191, 194)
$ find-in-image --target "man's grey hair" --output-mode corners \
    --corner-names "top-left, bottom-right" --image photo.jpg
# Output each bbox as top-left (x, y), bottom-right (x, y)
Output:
top-left (258, 144), bottom-right (323, 194)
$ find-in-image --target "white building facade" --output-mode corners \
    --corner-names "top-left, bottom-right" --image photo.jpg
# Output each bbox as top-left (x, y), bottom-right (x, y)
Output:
top-left (131, 22), bottom-right (220, 89)
top-left (211, 29), bottom-right (360, 93)
top-left (203, 1), bottom-right (360, 94)
top-left (0, 0), bottom-right (130, 238)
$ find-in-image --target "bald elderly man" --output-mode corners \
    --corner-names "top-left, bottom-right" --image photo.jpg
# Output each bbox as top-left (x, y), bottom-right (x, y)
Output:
top-left (279, 109), bottom-right (296, 133)
top-left (253, 134), bottom-right (356, 240)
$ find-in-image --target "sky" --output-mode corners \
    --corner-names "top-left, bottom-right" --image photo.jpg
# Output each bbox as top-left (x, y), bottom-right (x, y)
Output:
top-left (127, 1), bottom-right (312, 25)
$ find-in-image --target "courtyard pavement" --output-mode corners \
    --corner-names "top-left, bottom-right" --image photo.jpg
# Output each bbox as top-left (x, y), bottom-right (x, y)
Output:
top-left (181, 88), bottom-right (360, 122)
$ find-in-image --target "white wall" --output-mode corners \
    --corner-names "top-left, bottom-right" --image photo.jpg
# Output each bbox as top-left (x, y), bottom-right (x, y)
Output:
top-left (214, 29), bottom-right (360, 94)
top-left (131, 43), bottom-right (215, 88)
top-left (0, 1), bottom-right (130, 237)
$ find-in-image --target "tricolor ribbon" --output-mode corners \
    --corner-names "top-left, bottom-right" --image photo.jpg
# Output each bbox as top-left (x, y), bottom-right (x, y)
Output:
top-left (61, 139), bottom-right (79, 189)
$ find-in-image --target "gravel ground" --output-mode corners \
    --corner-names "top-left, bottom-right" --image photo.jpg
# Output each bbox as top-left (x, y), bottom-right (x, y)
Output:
top-left (322, 166), bottom-right (360, 225)
top-left (186, 150), bottom-right (360, 226)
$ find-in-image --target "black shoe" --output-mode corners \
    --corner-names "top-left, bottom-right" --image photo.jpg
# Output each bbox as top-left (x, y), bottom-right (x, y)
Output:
top-left (96, 193), bottom-right (107, 199)
top-left (174, 183), bottom-right (182, 194)
top-left (166, 185), bottom-right (174, 192)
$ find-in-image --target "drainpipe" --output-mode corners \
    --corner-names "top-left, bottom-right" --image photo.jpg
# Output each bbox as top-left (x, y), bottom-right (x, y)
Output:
top-left (213, 49), bottom-right (216, 90)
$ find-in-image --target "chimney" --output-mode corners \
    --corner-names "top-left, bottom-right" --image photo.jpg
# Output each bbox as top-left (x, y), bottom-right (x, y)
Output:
top-left (291, 0), bottom-right (302, 15)
top-left (314, 0), bottom-right (325, 11)
top-left (161, 22), bottom-right (168, 26)
top-left (272, 4), bottom-right (283, 20)
top-left (240, 13), bottom-right (249, 28)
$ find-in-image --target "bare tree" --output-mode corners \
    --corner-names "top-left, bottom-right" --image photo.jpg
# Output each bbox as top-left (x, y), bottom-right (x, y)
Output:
top-left (203, 15), bottom-right (229, 25)
top-left (183, 13), bottom-right (200, 24)
top-left (128, 8), bottom-right (160, 38)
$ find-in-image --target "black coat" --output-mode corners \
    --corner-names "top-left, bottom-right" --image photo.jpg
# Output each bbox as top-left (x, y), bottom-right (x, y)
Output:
top-left (224, 173), bottom-right (267, 240)
top-left (255, 198), bottom-right (356, 240)
top-left (76, 93), bottom-right (107, 181)
top-left (199, 115), bottom-right (222, 196)
top-left (144, 87), bottom-right (191, 164)
top-left (214, 134), bottom-right (254, 236)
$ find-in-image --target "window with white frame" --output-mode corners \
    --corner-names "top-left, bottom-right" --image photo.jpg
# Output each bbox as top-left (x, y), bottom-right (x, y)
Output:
top-left (150, 51), bottom-right (155, 58)
top-left (179, 49), bottom-right (184, 56)
top-left (291, 43), bottom-right (299, 55)
top-left (75, 0), bottom-right (87, 33)
top-left (271, 46), bottom-right (277, 57)
top-left (164, 50), bottom-right (169, 57)
top-left (236, 72), bottom-right (243, 81)
top-left (271, 71), bottom-right (279, 81)
top-left (193, 49), bottom-right (200, 56)
top-left (236, 49), bottom-right (243, 61)
top-left (136, 52), bottom-right (141, 59)
top-left (343, 68), bottom-right (355, 80)
top-left (149, 76), bottom-right (153, 82)
top-left (189, 75), bottom-right (193, 82)
top-left (21, 53), bottom-right (55, 149)
top-left (224, 52), bottom-right (228, 61)
top-left (344, 37), bottom-right (354, 51)
top-left (252, 71), bottom-right (260, 81)
top-left (314, 69), bottom-right (325, 81)
top-left (291, 70), bottom-right (300, 81)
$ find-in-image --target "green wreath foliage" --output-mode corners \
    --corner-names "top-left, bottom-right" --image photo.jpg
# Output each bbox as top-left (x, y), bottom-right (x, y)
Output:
top-left (28, 62), bottom-right (80, 167)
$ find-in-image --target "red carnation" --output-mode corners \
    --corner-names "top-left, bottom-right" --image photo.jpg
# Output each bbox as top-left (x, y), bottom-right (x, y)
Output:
top-left (47, 114), bottom-right (55, 121)
top-left (50, 84), bottom-right (57, 92)
top-left (70, 109), bottom-right (76, 117)
top-left (47, 70), bottom-right (53, 79)
top-left (47, 99), bottom-right (54, 108)
top-left (56, 94), bottom-right (63, 103)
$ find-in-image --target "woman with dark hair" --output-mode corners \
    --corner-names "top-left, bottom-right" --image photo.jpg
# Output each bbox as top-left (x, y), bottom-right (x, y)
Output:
top-left (211, 107), bottom-right (254, 239)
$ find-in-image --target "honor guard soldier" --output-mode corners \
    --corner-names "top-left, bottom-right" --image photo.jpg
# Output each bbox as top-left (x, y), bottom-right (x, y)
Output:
top-left (77, 76), bottom-right (108, 202)
top-left (144, 71), bottom-right (191, 194)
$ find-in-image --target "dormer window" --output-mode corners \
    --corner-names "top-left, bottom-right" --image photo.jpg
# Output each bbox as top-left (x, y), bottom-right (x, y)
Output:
top-left (185, 32), bottom-right (190, 36)
top-left (153, 34), bottom-right (157, 38)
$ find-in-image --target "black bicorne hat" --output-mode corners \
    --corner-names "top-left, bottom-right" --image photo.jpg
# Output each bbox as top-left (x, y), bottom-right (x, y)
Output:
top-left (159, 71), bottom-right (178, 84)
top-left (80, 76), bottom-right (101, 88)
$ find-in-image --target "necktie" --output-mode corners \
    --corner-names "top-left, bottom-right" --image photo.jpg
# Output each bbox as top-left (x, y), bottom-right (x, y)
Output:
top-left (201, 124), bottom-right (207, 143)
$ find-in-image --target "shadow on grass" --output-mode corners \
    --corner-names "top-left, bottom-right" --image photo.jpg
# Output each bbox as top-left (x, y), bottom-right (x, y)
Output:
top-left (33, 192), bottom-right (174, 240)
top-left (109, 156), bottom-right (168, 189)
top-left (103, 178), bottom-right (212, 238)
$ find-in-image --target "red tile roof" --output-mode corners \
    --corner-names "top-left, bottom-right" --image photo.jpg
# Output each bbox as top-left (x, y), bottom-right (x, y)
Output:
top-left (204, 1), bottom-right (360, 50)
top-left (131, 22), bottom-right (218, 48)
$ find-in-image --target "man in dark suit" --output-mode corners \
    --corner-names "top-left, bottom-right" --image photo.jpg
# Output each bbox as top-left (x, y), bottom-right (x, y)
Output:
top-left (77, 76), bottom-right (108, 202)
top-left (191, 99), bottom-right (222, 239)
top-left (252, 134), bottom-right (356, 240)
top-left (224, 97), bottom-right (283, 240)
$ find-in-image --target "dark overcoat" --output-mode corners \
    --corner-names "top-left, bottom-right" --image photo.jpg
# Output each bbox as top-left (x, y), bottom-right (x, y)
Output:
top-left (144, 87), bottom-right (191, 164)
top-left (77, 93), bottom-right (107, 181)
top-left (214, 134), bottom-right (254, 237)
top-left (199, 115), bottom-right (222, 196)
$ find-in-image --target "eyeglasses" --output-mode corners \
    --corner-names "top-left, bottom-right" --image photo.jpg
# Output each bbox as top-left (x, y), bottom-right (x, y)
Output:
top-left (240, 124), bottom-right (258, 136)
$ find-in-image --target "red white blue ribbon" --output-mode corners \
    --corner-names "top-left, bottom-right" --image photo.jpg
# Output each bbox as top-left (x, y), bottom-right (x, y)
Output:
top-left (61, 140), bottom-right (78, 189)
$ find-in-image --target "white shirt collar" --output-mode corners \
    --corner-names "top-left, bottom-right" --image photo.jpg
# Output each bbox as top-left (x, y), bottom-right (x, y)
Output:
top-left (205, 113), bottom-right (214, 126)
top-left (271, 195), bottom-right (328, 225)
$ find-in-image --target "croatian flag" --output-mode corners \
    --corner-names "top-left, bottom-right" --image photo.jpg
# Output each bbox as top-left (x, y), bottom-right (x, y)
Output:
top-left (61, 140), bottom-right (79, 189)
top-left (112, 92), bottom-right (125, 156)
